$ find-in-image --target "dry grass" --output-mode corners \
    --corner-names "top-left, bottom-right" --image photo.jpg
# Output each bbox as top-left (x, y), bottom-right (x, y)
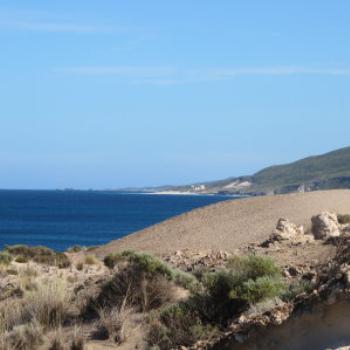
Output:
top-left (0, 252), bottom-right (12, 267)
top-left (0, 300), bottom-right (29, 334)
top-left (70, 325), bottom-right (85, 350)
top-left (76, 262), bottom-right (84, 271)
top-left (86, 265), bottom-right (178, 315)
top-left (26, 279), bottom-right (70, 329)
top-left (84, 255), bottom-right (98, 265)
top-left (0, 319), bottom-right (43, 350)
top-left (94, 306), bottom-right (132, 344)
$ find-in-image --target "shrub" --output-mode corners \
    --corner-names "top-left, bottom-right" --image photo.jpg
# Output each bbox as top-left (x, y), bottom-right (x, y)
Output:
top-left (4, 245), bottom-right (71, 268)
top-left (147, 303), bottom-right (217, 350)
top-left (0, 251), bottom-right (12, 266)
top-left (103, 253), bottom-right (125, 269)
top-left (338, 214), bottom-right (350, 224)
top-left (103, 251), bottom-right (196, 289)
top-left (6, 268), bottom-right (18, 275)
top-left (86, 267), bottom-right (177, 314)
top-left (15, 255), bottom-right (29, 263)
top-left (84, 255), bottom-right (97, 265)
top-left (282, 280), bottom-right (314, 301)
top-left (194, 255), bottom-right (284, 322)
top-left (5, 245), bottom-right (54, 258)
top-left (33, 252), bottom-right (71, 268)
top-left (76, 262), bottom-right (84, 271)
top-left (226, 255), bottom-right (281, 280)
top-left (198, 270), bottom-right (247, 322)
top-left (237, 276), bottom-right (285, 304)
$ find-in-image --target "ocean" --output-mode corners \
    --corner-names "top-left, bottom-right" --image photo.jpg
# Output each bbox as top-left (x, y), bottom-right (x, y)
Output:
top-left (0, 190), bottom-right (232, 251)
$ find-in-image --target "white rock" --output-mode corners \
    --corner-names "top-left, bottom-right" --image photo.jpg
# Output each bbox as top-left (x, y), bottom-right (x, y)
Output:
top-left (271, 218), bottom-right (304, 241)
top-left (311, 212), bottom-right (340, 239)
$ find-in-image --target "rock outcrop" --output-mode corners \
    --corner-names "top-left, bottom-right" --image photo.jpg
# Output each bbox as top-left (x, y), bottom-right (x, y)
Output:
top-left (311, 212), bottom-right (340, 239)
top-left (271, 218), bottom-right (305, 241)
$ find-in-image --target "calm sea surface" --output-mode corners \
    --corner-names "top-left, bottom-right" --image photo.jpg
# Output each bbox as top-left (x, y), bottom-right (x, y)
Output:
top-left (0, 190), bottom-right (232, 251)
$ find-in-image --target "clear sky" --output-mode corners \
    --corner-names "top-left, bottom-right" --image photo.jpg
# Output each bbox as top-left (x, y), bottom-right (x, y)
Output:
top-left (1, 1), bottom-right (350, 189)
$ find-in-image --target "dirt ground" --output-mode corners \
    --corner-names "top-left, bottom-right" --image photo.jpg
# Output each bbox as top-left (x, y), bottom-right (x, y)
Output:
top-left (95, 190), bottom-right (350, 257)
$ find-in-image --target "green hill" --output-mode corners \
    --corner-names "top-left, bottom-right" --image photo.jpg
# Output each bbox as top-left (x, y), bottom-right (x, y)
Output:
top-left (121, 146), bottom-right (350, 195)
top-left (252, 146), bottom-right (350, 193)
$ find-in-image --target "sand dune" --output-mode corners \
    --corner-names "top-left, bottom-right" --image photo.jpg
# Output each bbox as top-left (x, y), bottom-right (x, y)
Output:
top-left (95, 190), bottom-right (350, 256)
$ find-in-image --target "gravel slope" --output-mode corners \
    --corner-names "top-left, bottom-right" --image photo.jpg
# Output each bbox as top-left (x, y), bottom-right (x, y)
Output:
top-left (95, 190), bottom-right (350, 256)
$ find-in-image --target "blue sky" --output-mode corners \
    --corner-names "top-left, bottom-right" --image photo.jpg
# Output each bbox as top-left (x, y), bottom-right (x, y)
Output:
top-left (1, 1), bottom-right (350, 189)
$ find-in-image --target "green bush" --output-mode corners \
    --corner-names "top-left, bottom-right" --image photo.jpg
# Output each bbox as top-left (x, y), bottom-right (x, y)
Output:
top-left (85, 252), bottom-right (196, 317)
top-left (0, 251), bottom-right (12, 266)
top-left (84, 255), bottom-right (97, 265)
top-left (85, 265), bottom-right (178, 315)
top-left (4, 245), bottom-right (70, 268)
top-left (103, 253), bottom-right (125, 269)
top-left (282, 280), bottom-right (314, 301)
top-left (103, 251), bottom-right (196, 289)
top-left (194, 255), bottom-right (284, 322)
top-left (147, 303), bottom-right (216, 350)
top-left (338, 214), bottom-right (350, 224)
top-left (33, 252), bottom-right (71, 268)
top-left (76, 262), bottom-right (84, 271)
top-left (237, 276), bottom-right (285, 304)
top-left (5, 245), bottom-right (54, 258)
top-left (146, 256), bottom-right (284, 349)
top-left (15, 255), bottom-right (29, 263)
top-left (226, 255), bottom-right (281, 280)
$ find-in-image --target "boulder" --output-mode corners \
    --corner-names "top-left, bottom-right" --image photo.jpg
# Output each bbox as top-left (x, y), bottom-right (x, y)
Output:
top-left (271, 218), bottom-right (304, 241)
top-left (311, 212), bottom-right (340, 240)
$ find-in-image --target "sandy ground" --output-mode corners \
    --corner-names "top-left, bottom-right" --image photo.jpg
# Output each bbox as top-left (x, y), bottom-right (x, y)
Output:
top-left (95, 190), bottom-right (350, 256)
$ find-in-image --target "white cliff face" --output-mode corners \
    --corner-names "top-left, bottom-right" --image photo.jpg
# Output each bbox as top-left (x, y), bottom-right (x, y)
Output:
top-left (223, 181), bottom-right (252, 190)
top-left (225, 302), bottom-right (350, 350)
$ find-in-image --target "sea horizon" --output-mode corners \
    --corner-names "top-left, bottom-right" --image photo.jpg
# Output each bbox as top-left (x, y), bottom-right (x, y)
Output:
top-left (0, 189), bottom-right (233, 251)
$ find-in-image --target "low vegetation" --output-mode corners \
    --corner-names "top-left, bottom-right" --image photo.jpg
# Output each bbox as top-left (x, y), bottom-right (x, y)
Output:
top-left (338, 214), bottom-right (350, 225)
top-left (87, 251), bottom-right (193, 315)
top-left (4, 245), bottom-right (71, 268)
top-left (84, 255), bottom-right (98, 265)
top-left (0, 251), bottom-right (12, 266)
top-left (103, 251), bottom-right (196, 290)
top-left (146, 255), bottom-right (286, 349)
top-left (94, 306), bottom-right (131, 344)
top-left (0, 245), bottom-right (300, 350)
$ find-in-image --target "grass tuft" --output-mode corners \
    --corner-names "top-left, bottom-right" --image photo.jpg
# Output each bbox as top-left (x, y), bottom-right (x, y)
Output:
top-left (338, 214), bottom-right (350, 224)
top-left (0, 252), bottom-right (12, 266)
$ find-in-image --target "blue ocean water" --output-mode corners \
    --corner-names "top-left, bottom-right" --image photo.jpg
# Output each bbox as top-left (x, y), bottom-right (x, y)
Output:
top-left (0, 190), bottom-right (232, 251)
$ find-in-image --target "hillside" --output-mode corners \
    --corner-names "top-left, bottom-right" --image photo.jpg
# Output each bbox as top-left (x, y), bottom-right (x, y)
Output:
top-left (252, 146), bottom-right (350, 194)
top-left (95, 189), bottom-right (350, 256)
top-left (123, 146), bottom-right (350, 195)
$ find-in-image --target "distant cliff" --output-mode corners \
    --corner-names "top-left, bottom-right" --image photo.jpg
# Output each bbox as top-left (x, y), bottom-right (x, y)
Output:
top-left (122, 146), bottom-right (350, 195)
